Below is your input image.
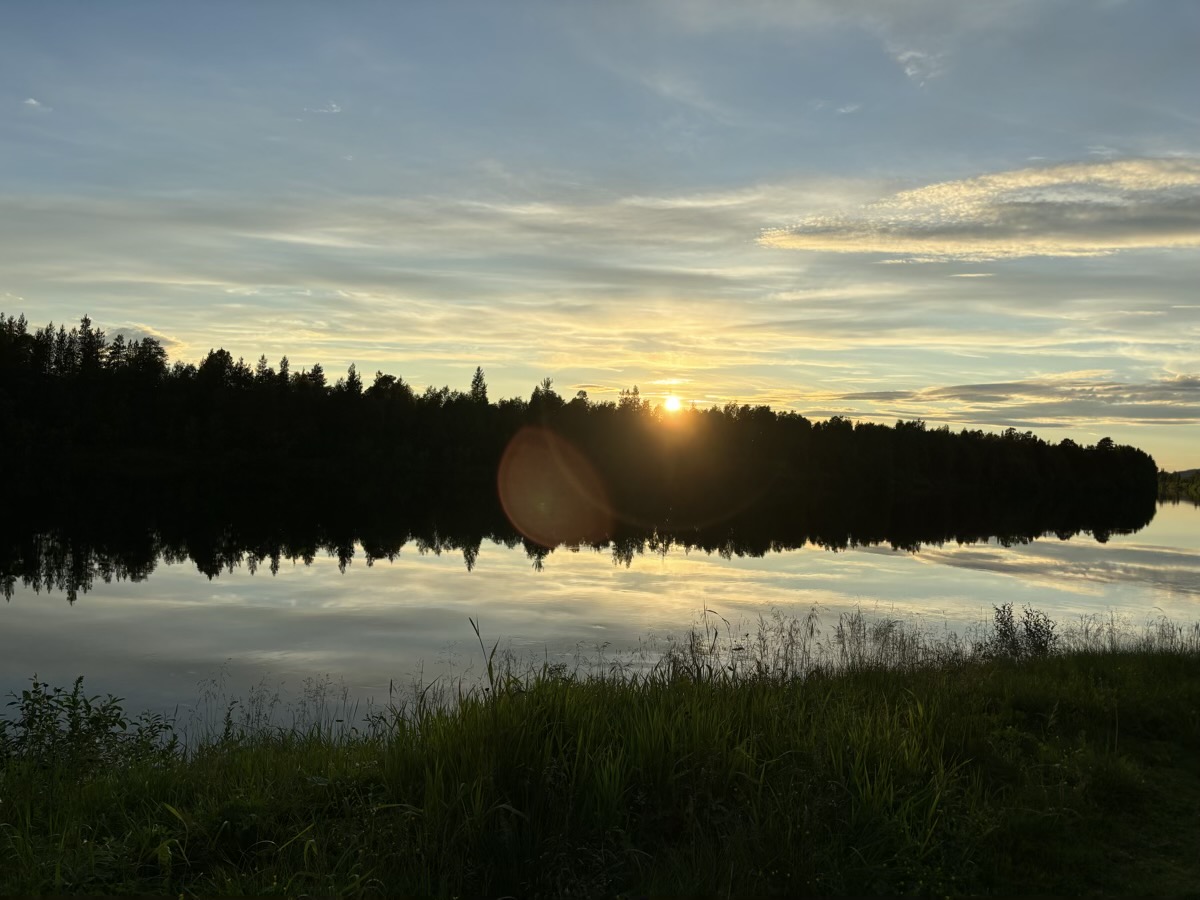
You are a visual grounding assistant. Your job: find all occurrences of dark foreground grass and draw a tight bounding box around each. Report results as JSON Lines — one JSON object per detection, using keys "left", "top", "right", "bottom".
{"left": 2, "top": 607, "right": 1199, "bottom": 897}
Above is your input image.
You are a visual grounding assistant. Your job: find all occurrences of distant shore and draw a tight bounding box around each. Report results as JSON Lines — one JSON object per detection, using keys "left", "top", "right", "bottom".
{"left": 1159, "top": 468, "right": 1200, "bottom": 504}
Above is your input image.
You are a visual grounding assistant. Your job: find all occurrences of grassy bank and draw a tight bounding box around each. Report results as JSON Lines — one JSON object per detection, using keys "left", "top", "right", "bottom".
{"left": 2, "top": 607, "right": 1199, "bottom": 897}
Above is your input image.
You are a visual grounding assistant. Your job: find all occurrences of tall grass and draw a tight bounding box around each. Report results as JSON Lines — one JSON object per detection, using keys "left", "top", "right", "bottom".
{"left": 658, "top": 602, "right": 1200, "bottom": 680}
{"left": 2, "top": 605, "right": 1199, "bottom": 896}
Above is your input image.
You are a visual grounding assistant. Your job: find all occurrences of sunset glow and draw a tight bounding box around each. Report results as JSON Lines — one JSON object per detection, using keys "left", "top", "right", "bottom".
{"left": 2, "top": 3, "right": 1196, "bottom": 468}
{"left": 3, "top": 10, "right": 1199, "bottom": 891}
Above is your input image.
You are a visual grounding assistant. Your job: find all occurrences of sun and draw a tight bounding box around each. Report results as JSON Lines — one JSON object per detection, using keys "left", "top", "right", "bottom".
{"left": 664, "top": 395, "right": 682, "bottom": 413}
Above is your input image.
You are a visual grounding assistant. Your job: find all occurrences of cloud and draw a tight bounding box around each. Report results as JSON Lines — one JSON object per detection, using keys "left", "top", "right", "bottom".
{"left": 304, "top": 101, "right": 342, "bottom": 114}
{"left": 22, "top": 97, "right": 51, "bottom": 111}
{"left": 638, "top": 70, "right": 728, "bottom": 118}
{"left": 656, "top": 0, "right": 1039, "bottom": 39}
{"left": 109, "top": 322, "right": 184, "bottom": 352}
{"left": 890, "top": 47, "right": 944, "bottom": 84}
{"left": 918, "top": 542, "right": 1200, "bottom": 598}
{"left": 839, "top": 373, "right": 1200, "bottom": 426}
{"left": 835, "top": 103, "right": 861, "bottom": 115}
{"left": 3, "top": 178, "right": 1197, "bottom": 450}
{"left": 652, "top": 0, "right": 1042, "bottom": 83}
{"left": 761, "top": 158, "right": 1200, "bottom": 260}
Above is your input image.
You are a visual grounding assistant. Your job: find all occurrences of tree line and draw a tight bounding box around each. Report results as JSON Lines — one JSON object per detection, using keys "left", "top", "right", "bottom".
{"left": 0, "top": 312, "right": 1160, "bottom": 560}
{"left": 1158, "top": 469, "right": 1200, "bottom": 504}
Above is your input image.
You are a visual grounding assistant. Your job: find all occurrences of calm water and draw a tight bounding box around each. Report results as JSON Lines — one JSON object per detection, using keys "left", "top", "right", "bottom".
{"left": 2, "top": 502, "right": 1197, "bottom": 717}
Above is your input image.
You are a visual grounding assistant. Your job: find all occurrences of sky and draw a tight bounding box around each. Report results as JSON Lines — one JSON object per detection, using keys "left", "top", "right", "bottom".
{"left": 3, "top": 0, "right": 1198, "bottom": 468}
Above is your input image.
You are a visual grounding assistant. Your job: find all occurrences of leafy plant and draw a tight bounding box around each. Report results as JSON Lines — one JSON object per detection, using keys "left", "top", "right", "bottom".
{"left": 975, "top": 603, "right": 1059, "bottom": 660}
{"left": 0, "top": 675, "right": 177, "bottom": 774}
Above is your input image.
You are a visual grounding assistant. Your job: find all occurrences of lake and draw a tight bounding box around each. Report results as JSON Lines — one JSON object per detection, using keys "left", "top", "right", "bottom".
{"left": 2, "top": 501, "right": 1197, "bottom": 718}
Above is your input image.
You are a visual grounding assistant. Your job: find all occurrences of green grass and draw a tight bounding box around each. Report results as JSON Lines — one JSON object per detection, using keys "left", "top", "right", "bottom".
{"left": 2, "top": 606, "right": 1199, "bottom": 897}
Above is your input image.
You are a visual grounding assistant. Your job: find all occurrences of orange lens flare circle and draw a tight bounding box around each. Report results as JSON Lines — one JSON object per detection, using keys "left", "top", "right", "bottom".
{"left": 497, "top": 427, "right": 613, "bottom": 547}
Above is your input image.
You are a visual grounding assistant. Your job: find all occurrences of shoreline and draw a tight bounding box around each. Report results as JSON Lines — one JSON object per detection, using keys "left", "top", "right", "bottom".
{"left": 4, "top": 606, "right": 1199, "bottom": 896}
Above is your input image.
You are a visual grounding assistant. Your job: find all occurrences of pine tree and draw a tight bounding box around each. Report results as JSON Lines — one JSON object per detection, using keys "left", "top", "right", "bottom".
{"left": 470, "top": 366, "right": 488, "bottom": 404}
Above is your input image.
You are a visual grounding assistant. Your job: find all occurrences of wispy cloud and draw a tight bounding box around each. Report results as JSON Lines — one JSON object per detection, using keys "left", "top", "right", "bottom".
{"left": 890, "top": 47, "right": 944, "bottom": 84}
{"left": 303, "top": 101, "right": 342, "bottom": 114}
{"left": 3, "top": 176, "right": 1197, "bottom": 462}
{"left": 762, "top": 158, "right": 1200, "bottom": 260}
{"left": 918, "top": 541, "right": 1200, "bottom": 598}
{"left": 839, "top": 373, "right": 1200, "bottom": 426}
{"left": 22, "top": 97, "right": 51, "bottom": 111}
{"left": 654, "top": 0, "right": 1042, "bottom": 84}
{"left": 108, "top": 322, "right": 184, "bottom": 352}
{"left": 639, "top": 70, "right": 729, "bottom": 119}
{"left": 656, "top": 0, "right": 1040, "bottom": 39}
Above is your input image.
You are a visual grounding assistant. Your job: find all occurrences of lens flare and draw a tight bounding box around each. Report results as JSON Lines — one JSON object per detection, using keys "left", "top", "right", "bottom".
{"left": 497, "top": 427, "right": 613, "bottom": 547}
{"left": 664, "top": 395, "right": 682, "bottom": 413}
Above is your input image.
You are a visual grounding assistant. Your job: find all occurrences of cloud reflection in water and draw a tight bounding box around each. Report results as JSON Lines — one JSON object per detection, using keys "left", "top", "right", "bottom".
{"left": 1, "top": 505, "right": 1195, "bottom": 717}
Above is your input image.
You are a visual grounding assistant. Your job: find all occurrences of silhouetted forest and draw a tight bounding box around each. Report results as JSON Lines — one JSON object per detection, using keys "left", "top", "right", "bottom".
{"left": 0, "top": 312, "right": 1161, "bottom": 600}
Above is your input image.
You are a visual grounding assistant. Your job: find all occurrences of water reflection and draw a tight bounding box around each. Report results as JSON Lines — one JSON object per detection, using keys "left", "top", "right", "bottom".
{"left": 912, "top": 543, "right": 1200, "bottom": 598}
{"left": 2, "top": 501, "right": 1193, "bottom": 718}
{"left": 0, "top": 487, "right": 1158, "bottom": 603}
